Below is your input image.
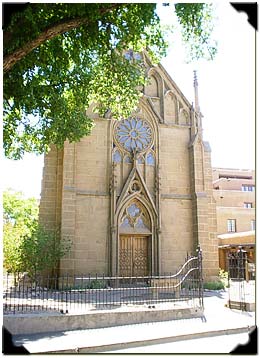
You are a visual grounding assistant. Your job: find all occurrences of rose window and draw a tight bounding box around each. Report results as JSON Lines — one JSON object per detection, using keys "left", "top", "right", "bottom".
{"left": 114, "top": 118, "right": 153, "bottom": 153}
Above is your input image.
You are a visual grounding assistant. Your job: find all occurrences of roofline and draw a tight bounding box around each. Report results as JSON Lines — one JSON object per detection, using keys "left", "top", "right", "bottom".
{"left": 218, "top": 230, "right": 255, "bottom": 239}
{"left": 212, "top": 167, "right": 255, "bottom": 172}
{"left": 157, "top": 63, "right": 193, "bottom": 109}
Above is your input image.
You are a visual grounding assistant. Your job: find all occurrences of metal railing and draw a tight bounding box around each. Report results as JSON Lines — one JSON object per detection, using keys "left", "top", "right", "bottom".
{"left": 227, "top": 247, "right": 255, "bottom": 311}
{"left": 3, "top": 247, "right": 203, "bottom": 315}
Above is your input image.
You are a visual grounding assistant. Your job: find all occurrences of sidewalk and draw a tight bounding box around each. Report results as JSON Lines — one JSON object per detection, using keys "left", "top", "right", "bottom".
{"left": 13, "top": 290, "right": 255, "bottom": 354}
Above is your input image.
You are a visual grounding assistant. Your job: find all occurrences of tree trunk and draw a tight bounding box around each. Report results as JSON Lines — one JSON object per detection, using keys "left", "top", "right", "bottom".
{"left": 3, "top": 4, "right": 120, "bottom": 73}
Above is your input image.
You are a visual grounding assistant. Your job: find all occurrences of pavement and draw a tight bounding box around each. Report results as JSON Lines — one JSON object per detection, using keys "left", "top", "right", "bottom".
{"left": 12, "top": 290, "right": 256, "bottom": 354}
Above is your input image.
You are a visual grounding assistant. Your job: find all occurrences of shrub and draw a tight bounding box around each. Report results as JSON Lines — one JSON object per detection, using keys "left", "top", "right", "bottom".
{"left": 203, "top": 281, "right": 225, "bottom": 290}
{"left": 87, "top": 280, "right": 106, "bottom": 289}
{"left": 219, "top": 269, "right": 229, "bottom": 288}
{"left": 22, "top": 227, "right": 72, "bottom": 281}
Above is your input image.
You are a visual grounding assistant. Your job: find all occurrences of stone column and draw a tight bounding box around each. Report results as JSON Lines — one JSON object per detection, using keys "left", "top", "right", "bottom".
{"left": 39, "top": 145, "right": 63, "bottom": 231}
{"left": 189, "top": 138, "right": 219, "bottom": 281}
{"left": 59, "top": 141, "right": 77, "bottom": 275}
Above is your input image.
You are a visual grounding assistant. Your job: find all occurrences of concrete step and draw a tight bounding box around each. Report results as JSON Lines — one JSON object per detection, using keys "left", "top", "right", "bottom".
{"left": 12, "top": 318, "right": 255, "bottom": 354}
{"left": 4, "top": 304, "right": 203, "bottom": 335}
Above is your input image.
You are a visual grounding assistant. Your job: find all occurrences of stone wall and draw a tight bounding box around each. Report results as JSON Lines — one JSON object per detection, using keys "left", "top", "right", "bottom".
{"left": 159, "top": 125, "right": 193, "bottom": 272}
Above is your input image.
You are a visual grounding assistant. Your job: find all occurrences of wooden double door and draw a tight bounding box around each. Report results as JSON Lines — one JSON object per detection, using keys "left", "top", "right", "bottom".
{"left": 119, "top": 235, "right": 150, "bottom": 277}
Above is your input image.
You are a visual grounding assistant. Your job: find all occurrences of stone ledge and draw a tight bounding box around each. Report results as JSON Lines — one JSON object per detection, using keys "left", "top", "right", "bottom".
{"left": 4, "top": 306, "right": 203, "bottom": 335}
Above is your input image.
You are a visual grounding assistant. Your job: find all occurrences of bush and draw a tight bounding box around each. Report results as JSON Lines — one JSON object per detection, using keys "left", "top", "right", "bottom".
{"left": 22, "top": 227, "right": 72, "bottom": 280}
{"left": 203, "top": 281, "right": 225, "bottom": 290}
{"left": 87, "top": 280, "right": 106, "bottom": 289}
{"left": 219, "top": 269, "right": 229, "bottom": 288}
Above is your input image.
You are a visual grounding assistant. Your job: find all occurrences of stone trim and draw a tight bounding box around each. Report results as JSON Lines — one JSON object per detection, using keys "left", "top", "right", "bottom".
{"left": 77, "top": 190, "right": 109, "bottom": 197}
{"left": 64, "top": 186, "right": 109, "bottom": 197}
{"left": 161, "top": 194, "right": 192, "bottom": 200}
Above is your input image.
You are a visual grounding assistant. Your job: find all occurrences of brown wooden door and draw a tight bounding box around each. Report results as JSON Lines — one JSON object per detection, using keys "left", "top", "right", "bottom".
{"left": 119, "top": 235, "right": 149, "bottom": 277}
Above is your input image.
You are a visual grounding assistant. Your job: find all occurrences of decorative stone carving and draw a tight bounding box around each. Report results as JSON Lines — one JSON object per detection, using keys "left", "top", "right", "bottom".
{"left": 114, "top": 117, "right": 153, "bottom": 154}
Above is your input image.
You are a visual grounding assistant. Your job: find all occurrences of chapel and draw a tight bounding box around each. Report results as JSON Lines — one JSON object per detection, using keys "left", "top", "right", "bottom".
{"left": 39, "top": 54, "right": 219, "bottom": 281}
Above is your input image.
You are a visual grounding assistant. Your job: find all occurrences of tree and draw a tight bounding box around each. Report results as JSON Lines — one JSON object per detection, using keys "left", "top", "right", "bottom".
{"left": 3, "top": 223, "right": 26, "bottom": 275}
{"left": 21, "top": 227, "right": 71, "bottom": 280}
{"left": 174, "top": 3, "right": 217, "bottom": 61}
{"left": 3, "top": 3, "right": 216, "bottom": 160}
{"left": 3, "top": 190, "right": 71, "bottom": 278}
{"left": 3, "top": 189, "right": 39, "bottom": 274}
{"left": 3, "top": 189, "right": 39, "bottom": 235}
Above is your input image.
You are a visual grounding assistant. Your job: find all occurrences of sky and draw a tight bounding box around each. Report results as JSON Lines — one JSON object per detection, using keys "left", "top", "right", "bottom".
{"left": 2, "top": 2, "right": 256, "bottom": 199}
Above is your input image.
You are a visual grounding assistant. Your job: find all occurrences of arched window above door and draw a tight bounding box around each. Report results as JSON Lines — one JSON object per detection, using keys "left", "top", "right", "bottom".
{"left": 120, "top": 201, "right": 151, "bottom": 231}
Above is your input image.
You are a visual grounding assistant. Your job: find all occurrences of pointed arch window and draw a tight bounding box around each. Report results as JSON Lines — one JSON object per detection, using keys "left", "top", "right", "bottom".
{"left": 120, "top": 201, "right": 151, "bottom": 230}
{"left": 137, "top": 155, "right": 144, "bottom": 164}
{"left": 146, "top": 75, "right": 159, "bottom": 97}
{"left": 112, "top": 149, "right": 122, "bottom": 163}
{"left": 146, "top": 152, "right": 155, "bottom": 166}
{"left": 124, "top": 155, "right": 132, "bottom": 164}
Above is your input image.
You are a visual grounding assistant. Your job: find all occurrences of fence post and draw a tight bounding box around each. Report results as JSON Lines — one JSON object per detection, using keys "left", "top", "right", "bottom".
{"left": 197, "top": 244, "right": 204, "bottom": 309}
{"left": 238, "top": 246, "right": 246, "bottom": 280}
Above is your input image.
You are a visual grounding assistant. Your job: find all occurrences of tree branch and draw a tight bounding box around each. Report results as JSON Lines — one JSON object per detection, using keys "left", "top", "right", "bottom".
{"left": 3, "top": 4, "right": 120, "bottom": 73}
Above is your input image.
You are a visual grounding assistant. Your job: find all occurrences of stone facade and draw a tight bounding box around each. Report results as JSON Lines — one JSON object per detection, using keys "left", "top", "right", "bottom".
{"left": 39, "top": 55, "right": 219, "bottom": 280}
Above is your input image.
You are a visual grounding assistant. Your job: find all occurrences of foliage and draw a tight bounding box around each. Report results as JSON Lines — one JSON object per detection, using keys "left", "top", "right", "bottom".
{"left": 86, "top": 280, "right": 107, "bottom": 290}
{"left": 3, "top": 190, "right": 39, "bottom": 274}
{"left": 203, "top": 269, "right": 229, "bottom": 290}
{"left": 3, "top": 223, "right": 26, "bottom": 274}
{"left": 3, "top": 189, "right": 71, "bottom": 278}
{"left": 21, "top": 227, "right": 71, "bottom": 280}
{"left": 3, "top": 3, "right": 216, "bottom": 159}
{"left": 174, "top": 3, "right": 217, "bottom": 61}
{"left": 219, "top": 268, "right": 229, "bottom": 288}
{"left": 64, "top": 279, "right": 107, "bottom": 290}
{"left": 3, "top": 189, "right": 39, "bottom": 231}
{"left": 3, "top": 3, "right": 165, "bottom": 159}
{"left": 203, "top": 281, "right": 225, "bottom": 290}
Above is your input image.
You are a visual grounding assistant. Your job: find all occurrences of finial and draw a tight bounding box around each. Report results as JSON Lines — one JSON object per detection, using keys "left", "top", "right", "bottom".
{"left": 193, "top": 70, "right": 200, "bottom": 114}
{"left": 193, "top": 70, "right": 198, "bottom": 86}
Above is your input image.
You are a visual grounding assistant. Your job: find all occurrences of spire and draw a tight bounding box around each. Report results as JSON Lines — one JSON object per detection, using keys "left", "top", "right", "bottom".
{"left": 193, "top": 70, "right": 200, "bottom": 114}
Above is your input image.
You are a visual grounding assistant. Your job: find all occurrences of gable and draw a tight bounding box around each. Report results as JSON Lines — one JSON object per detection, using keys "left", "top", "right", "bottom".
{"left": 142, "top": 52, "right": 192, "bottom": 126}
{"left": 115, "top": 165, "right": 158, "bottom": 218}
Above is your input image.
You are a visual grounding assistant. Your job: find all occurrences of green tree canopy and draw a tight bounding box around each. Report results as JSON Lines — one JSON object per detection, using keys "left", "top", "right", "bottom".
{"left": 3, "top": 190, "right": 39, "bottom": 274}
{"left": 3, "top": 3, "right": 216, "bottom": 160}
{"left": 3, "top": 189, "right": 39, "bottom": 234}
{"left": 3, "top": 189, "right": 71, "bottom": 277}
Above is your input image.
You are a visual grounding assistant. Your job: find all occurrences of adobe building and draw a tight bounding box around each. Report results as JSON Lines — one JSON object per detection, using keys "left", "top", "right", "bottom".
{"left": 39, "top": 55, "right": 219, "bottom": 281}
{"left": 212, "top": 168, "right": 255, "bottom": 272}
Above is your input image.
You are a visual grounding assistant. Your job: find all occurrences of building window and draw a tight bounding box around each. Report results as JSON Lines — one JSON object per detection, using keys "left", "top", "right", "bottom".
{"left": 146, "top": 152, "right": 155, "bottom": 166}
{"left": 120, "top": 201, "right": 150, "bottom": 230}
{"left": 112, "top": 149, "right": 122, "bottom": 163}
{"left": 244, "top": 202, "right": 253, "bottom": 208}
{"left": 114, "top": 117, "right": 153, "bottom": 153}
{"left": 227, "top": 219, "right": 236, "bottom": 232}
{"left": 242, "top": 185, "right": 255, "bottom": 192}
{"left": 251, "top": 220, "right": 256, "bottom": 230}
{"left": 124, "top": 155, "right": 132, "bottom": 164}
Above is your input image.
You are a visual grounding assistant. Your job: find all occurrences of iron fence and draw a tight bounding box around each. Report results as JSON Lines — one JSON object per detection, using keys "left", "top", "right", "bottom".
{"left": 3, "top": 247, "right": 203, "bottom": 315}
{"left": 227, "top": 247, "right": 255, "bottom": 311}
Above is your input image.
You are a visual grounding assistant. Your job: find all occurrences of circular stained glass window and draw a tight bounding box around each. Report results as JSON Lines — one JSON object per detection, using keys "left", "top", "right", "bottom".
{"left": 114, "top": 118, "right": 153, "bottom": 153}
